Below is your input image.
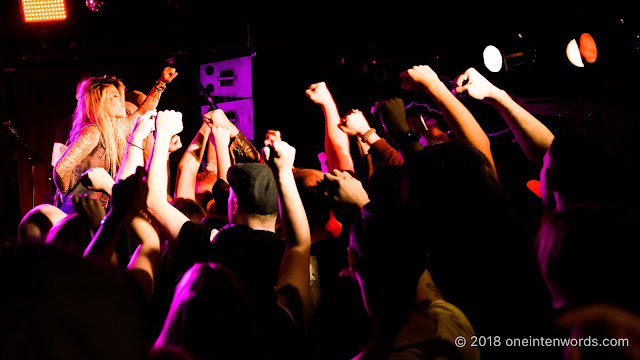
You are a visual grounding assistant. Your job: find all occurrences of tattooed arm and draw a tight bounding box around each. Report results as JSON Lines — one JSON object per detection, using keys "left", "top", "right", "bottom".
{"left": 126, "top": 67, "right": 178, "bottom": 127}
{"left": 54, "top": 126, "right": 101, "bottom": 194}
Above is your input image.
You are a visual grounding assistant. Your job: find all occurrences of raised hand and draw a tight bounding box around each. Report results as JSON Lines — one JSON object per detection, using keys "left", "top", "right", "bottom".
{"left": 425, "top": 125, "right": 452, "bottom": 144}
{"left": 159, "top": 67, "right": 178, "bottom": 84}
{"left": 202, "top": 109, "right": 238, "bottom": 136}
{"left": 168, "top": 135, "right": 182, "bottom": 153}
{"left": 262, "top": 139, "right": 296, "bottom": 174}
{"left": 130, "top": 110, "right": 156, "bottom": 142}
{"left": 154, "top": 110, "right": 183, "bottom": 137}
{"left": 72, "top": 194, "right": 106, "bottom": 231}
{"left": 80, "top": 167, "right": 115, "bottom": 194}
{"left": 111, "top": 166, "right": 149, "bottom": 224}
{"left": 453, "top": 67, "right": 500, "bottom": 100}
{"left": 264, "top": 130, "right": 282, "bottom": 146}
{"left": 400, "top": 65, "right": 442, "bottom": 93}
{"left": 305, "top": 82, "right": 333, "bottom": 106}
{"left": 319, "top": 169, "right": 370, "bottom": 208}
{"left": 337, "top": 109, "right": 371, "bottom": 137}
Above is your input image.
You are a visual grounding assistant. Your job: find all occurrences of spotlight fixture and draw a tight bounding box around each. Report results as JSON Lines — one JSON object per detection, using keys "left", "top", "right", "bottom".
{"left": 482, "top": 34, "right": 536, "bottom": 72}
{"left": 566, "top": 32, "right": 597, "bottom": 68}
{"left": 21, "top": 0, "right": 67, "bottom": 22}
{"left": 483, "top": 45, "right": 503, "bottom": 72}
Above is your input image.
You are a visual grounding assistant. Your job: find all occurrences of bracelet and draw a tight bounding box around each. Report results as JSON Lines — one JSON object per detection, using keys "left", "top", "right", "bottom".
{"left": 154, "top": 81, "right": 167, "bottom": 92}
{"left": 127, "top": 141, "right": 145, "bottom": 151}
{"left": 361, "top": 128, "right": 377, "bottom": 144}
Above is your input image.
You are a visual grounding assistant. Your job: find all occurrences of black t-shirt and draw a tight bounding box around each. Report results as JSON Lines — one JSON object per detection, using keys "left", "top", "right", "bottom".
{"left": 175, "top": 222, "right": 285, "bottom": 292}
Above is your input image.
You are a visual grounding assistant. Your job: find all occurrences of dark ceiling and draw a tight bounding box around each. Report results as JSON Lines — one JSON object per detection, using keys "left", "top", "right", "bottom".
{"left": 2, "top": 2, "right": 638, "bottom": 68}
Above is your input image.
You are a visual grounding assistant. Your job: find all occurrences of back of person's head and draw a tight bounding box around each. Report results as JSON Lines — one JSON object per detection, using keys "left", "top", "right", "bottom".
{"left": 209, "top": 177, "right": 230, "bottom": 218}
{"left": 293, "top": 167, "right": 333, "bottom": 230}
{"left": 350, "top": 198, "right": 428, "bottom": 323}
{"left": 366, "top": 163, "right": 406, "bottom": 208}
{"left": 18, "top": 204, "right": 67, "bottom": 246}
{"left": 124, "top": 89, "right": 146, "bottom": 116}
{"left": 371, "top": 97, "right": 423, "bottom": 155}
{"left": 155, "top": 262, "right": 267, "bottom": 360}
{"left": 400, "top": 142, "right": 527, "bottom": 314}
{"left": 226, "top": 163, "right": 278, "bottom": 222}
{"left": 404, "top": 141, "right": 502, "bottom": 210}
{"left": 402, "top": 141, "right": 510, "bottom": 250}
{"left": 0, "top": 245, "right": 147, "bottom": 360}
{"left": 171, "top": 197, "right": 206, "bottom": 224}
{"left": 544, "top": 123, "right": 633, "bottom": 209}
{"left": 45, "top": 213, "right": 93, "bottom": 256}
{"left": 536, "top": 203, "right": 640, "bottom": 311}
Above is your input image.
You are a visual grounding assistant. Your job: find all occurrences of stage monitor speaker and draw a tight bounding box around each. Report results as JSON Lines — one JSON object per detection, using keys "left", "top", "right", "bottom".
{"left": 200, "top": 56, "right": 252, "bottom": 98}
{"left": 202, "top": 98, "right": 254, "bottom": 141}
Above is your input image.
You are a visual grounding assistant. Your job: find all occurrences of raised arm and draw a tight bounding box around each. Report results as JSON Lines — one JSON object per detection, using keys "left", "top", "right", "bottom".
{"left": 127, "top": 215, "right": 161, "bottom": 302}
{"left": 205, "top": 135, "right": 218, "bottom": 172}
{"left": 338, "top": 110, "right": 403, "bottom": 166}
{"left": 321, "top": 169, "right": 371, "bottom": 209}
{"left": 202, "top": 109, "right": 260, "bottom": 164}
{"left": 83, "top": 166, "right": 160, "bottom": 301}
{"left": 210, "top": 126, "right": 232, "bottom": 183}
{"left": 145, "top": 110, "right": 190, "bottom": 242}
{"left": 118, "top": 110, "right": 157, "bottom": 181}
{"left": 83, "top": 166, "right": 147, "bottom": 261}
{"left": 175, "top": 118, "right": 212, "bottom": 200}
{"left": 54, "top": 125, "right": 101, "bottom": 193}
{"left": 262, "top": 139, "right": 311, "bottom": 326}
{"left": 401, "top": 65, "right": 497, "bottom": 175}
{"left": 454, "top": 67, "right": 554, "bottom": 168}
{"left": 80, "top": 167, "right": 115, "bottom": 197}
{"left": 306, "top": 82, "right": 354, "bottom": 172}
{"left": 126, "top": 67, "right": 178, "bottom": 126}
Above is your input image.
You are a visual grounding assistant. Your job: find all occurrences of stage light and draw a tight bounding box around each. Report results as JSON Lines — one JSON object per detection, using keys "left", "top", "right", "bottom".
{"left": 566, "top": 39, "right": 584, "bottom": 67}
{"left": 483, "top": 45, "right": 503, "bottom": 72}
{"left": 566, "top": 32, "right": 597, "bottom": 67}
{"left": 526, "top": 180, "right": 541, "bottom": 198}
{"left": 21, "top": 0, "right": 66, "bottom": 22}
{"left": 86, "top": 0, "right": 104, "bottom": 12}
{"left": 482, "top": 34, "right": 536, "bottom": 72}
{"left": 579, "top": 33, "right": 597, "bottom": 63}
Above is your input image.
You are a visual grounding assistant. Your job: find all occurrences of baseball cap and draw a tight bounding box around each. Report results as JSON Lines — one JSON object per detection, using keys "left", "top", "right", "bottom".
{"left": 227, "top": 163, "right": 279, "bottom": 215}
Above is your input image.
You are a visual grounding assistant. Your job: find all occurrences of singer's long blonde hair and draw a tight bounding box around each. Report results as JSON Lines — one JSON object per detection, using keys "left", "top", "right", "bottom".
{"left": 68, "top": 76, "right": 129, "bottom": 178}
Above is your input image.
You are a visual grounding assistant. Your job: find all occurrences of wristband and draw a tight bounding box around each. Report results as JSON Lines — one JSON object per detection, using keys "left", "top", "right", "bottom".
{"left": 361, "top": 128, "right": 377, "bottom": 144}
{"left": 154, "top": 81, "right": 167, "bottom": 92}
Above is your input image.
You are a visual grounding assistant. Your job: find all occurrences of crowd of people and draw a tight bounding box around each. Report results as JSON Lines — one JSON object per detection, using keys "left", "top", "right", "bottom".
{"left": 2, "top": 61, "right": 639, "bottom": 360}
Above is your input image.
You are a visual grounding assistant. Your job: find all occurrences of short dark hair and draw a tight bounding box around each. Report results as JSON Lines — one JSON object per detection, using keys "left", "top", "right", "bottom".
{"left": 547, "top": 124, "right": 633, "bottom": 206}
{"left": 293, "top": 167, "right": 332, "bottom": 229}
{"left": 171, "top": 198, "right": 207, "bottom": 223}
{"left": 155, "top": 262, "right": 267, "bottom": 360}
{"left": 536, "top": 203, "right": 640, "bottom": 312}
